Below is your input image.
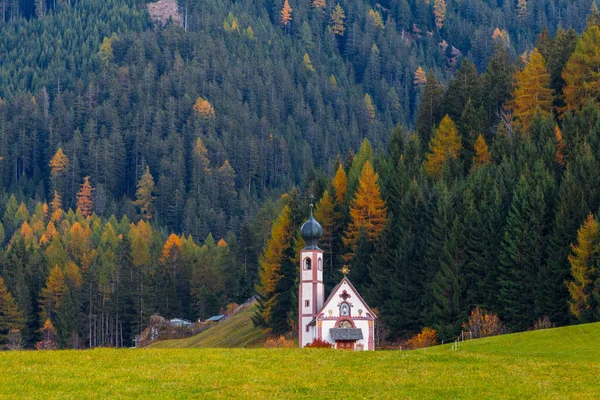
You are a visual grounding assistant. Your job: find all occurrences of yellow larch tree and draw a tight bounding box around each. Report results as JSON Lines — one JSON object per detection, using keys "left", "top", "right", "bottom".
{"left": 510, "top": 48, "right": 554, "bottom": 132}
{"left": 433, "top": 0, "right": 447, "bottom": 29}
{"left": 562, "top": 25, "right": 600, "bottom": 112}
{"left": 368, "top": 9, "right": 384, "bottom": 29}
{"left": 330, "top": 4, "right": 346, "bottom": 36}
{"left": 193, "top": 97, "right": 216, "bottom": 119}
{"left": 133, "top": 167, "right": 156, "bottom": 220}
{"left": 424, "top": 115, "right": 462, "bottom": 177}
{"left": 567, "top": 214, "right": 600, "bottom": 321}
{"left": 343, "top": 161, "right": 387, "bottom": 260}
{"left": 414, "top": 66, "right": 427, "bottom": 87}
{"left": 255, "top": 205, "right": 294, "bottom": 327}
{"left": 50, "top": 190, "right": 63, "bottom": 223}
{"left": 332, "top": 163, "right": 347, "bottom": 204}
{"left": 472, "top": 134, "right": 492, "bottom": 168}
{"left": 39, "top": 265, "right": 66, "bottom": 322}
{"left": 364, "top": 93, "right": 376, "bottom": 122}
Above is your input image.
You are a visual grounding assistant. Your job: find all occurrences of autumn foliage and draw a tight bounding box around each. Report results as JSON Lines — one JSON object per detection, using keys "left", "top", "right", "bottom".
{"left": 305, "top": 338, "right": 333, "bottom": 348}
{"left": 76, "top": 176, "right": 94, "bottom": 217}
{"left": 424, "top": 115, "right": 462, "bottom": 177}
{"left": 510, "top": 48, "right": 553, "bottom": 132}
{"left": 404, "top": 327, "right": 438, "bottom": 349}
{"left": 462, "top": 307, "right": 506, "bottom": 339}
{"left": 193, "top": 97, "right": 216, "bottom": 119}
{"left": 567, "top": 214, "right": 600, "bottom": 321}
{"left": 330, "top": 4, "right": 346, "bottom": 36}
{"left": 280, "top": 0, "right": 293, "bottom": 27}
{"left": 343, "top": 161, "right": 387, "bottom": 259}
{"left": 264, "top": 335, "right": 295, "bottom": 348}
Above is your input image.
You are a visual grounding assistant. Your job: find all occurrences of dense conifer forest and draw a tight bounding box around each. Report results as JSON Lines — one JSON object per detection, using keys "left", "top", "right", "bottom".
{"left": 1, "top": 0, "right": 600, "bottom": 348}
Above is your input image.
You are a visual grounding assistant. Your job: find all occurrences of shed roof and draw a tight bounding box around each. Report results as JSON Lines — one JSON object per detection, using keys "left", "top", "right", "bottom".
{"left": 206, "top": 314, "right": 226, "bottom": 321}
{"left": 329, "top": 328, "right": 364, "bottom": 341}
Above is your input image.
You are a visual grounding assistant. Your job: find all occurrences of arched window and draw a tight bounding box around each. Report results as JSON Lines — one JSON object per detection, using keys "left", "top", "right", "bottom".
{"left": 304, "top": 257, "right": 312, "bottom": 270}
{"left": 338, "top": 320, "right": 353, "bottom": 328}
{"left": 340, "top": 302, "right": 350, "bottom": 316}
{"left": 318, "top": 258, "right": 322, "bottom": 271}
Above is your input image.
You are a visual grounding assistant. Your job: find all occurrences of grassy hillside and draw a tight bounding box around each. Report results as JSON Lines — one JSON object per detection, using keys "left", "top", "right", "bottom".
{"left": 0, "top": 323, "right": 599, "bottom": 398}
{"left": 148, "top": 303, "right": 265, "bottom": 349}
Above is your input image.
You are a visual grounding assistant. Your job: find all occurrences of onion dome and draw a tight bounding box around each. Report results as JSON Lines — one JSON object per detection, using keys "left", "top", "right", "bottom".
{"left": 300, "top": 204, "right": 323, "bottom": 249}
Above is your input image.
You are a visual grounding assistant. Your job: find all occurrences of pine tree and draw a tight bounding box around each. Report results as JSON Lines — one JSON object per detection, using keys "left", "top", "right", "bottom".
{"left": 314, "top": 190, "right": 341, "bottom": 275}
{"left": 567, "top": 214, "right": 600, "bottom": 322}
{"left": 416, "top": 72, "right": 444, "bottom": 145}
{"left": 432, "top": 216, "right": 466, "bottom": 339}
{"left": 510, "top": 48, "right": 554, "bottom": 133}
{"left": 50, "top": 190, "right": 63, "bottom": 223}
{"left": 133, "top": 167, "right": 156, "bottom": 220}
{"left": 0, "top": 277, "right": 24, "bottom": 345}
{"left": 424, "top": 115, "right": 462, "bottom": 177}
{"left": 563, "top": 26, "right": 600, "bottom": 112}
{"left": 343, "top": 161, "right": 387, "bottom": 260}
{"left": 554, "top": 126, "right": 566, "bottom": 167}
{"left": 364, "top": 93, "right": 376, "bottom": 122}
{"left": 330, "top": 4, "right": 346, "bottom": 36}
{"left": 312, "top": 0, "right": 325, "bottom": 10}
{"left": 76, "top": 176, "right": 94, "bottom": 217}
{"left": 281, "top": 0, "right": 293, "bottom": 28}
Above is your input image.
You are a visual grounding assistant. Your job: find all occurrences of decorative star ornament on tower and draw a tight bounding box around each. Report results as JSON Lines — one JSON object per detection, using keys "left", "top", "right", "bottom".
{"left": 340, "top": 265, "right": 350, "bottom": 276}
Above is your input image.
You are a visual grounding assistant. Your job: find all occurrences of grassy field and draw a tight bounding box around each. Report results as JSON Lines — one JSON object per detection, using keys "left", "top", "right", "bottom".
{"left": 0, "top": 323, "right": 599, "bottom": 399}
{"left": 148, "top": 303, "right": 264, "bottom": 349}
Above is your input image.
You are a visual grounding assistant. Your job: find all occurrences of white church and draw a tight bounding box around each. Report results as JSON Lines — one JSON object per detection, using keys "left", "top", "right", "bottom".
{"left": 298, "top": 206, "right": 376, "bottom": 350}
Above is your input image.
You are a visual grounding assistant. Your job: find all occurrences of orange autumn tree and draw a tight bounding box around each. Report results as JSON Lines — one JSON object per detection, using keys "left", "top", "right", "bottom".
{"left": 76, "top": 176, "right": 94, "bottom": 217}
{"left": 567, "top": 214, "right": 600, "bottom": 321}
{"left": 281, "top": 0, "right": 293, "bottom": 27}
{"left": 254, "top": 205, "right": 294, "bottom": 329}
{"left": 193, "top": 97, "right": 216, "bottom": 119}
{"left": 160, "top": 234, "right": 184, "bottom": 280}
{"left": 472, "top": 134, "right": 492, "bottom": 168}
{"left": 509, "top": 48, "right": 553, "bottom": 132}
{"left": 555, "top": 126, "right": 566, "bottom": 167}
{"left": 433, "top": 0, "right": 446, "bottom": 29}
{"left": 424, "top": 115, "right": 462, "bottom": 177}
{"left": 343, "top": 161, "right": 387, "bottom": 260}
{"left": 414, "top": 66, "right": 427, "bottom": 87}
{"left": 39, "top": 265, "right": 66, "bottom": 322}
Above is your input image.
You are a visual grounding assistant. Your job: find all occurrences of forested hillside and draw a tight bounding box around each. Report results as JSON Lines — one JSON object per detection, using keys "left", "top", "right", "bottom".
{"left": 0, "top": 0, "right": 599, "bottom": 348}
{"left": 256, "top": 18, "right": 600, "bottom": 342}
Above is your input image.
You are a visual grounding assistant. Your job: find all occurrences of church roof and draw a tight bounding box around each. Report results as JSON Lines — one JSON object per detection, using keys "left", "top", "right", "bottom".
{"left": 318, "top": 276, "right": 377, "bottom": 319}
{"left": 300, "top": 205, "right": 322, "bottom": 250}
{"left": 330, "top": 328, "right": 364, "bottom": 341}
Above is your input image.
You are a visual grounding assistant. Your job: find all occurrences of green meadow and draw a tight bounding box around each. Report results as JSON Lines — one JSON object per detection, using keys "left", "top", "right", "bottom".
{"left": 0, "top": 322, "right": 599, "bottom": 399}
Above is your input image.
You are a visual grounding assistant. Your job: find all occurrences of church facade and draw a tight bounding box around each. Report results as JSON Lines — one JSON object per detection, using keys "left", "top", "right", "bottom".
{"left": 298, "top": 207, "right": 376, "bottom": 350}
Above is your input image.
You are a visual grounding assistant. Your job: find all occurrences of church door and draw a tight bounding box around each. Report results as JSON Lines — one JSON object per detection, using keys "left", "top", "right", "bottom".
{"left": 337, "top": 341, "right": 354, "bottom": 350}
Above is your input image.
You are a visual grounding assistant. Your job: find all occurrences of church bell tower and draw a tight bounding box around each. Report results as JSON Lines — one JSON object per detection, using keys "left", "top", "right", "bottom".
{"left": 298, "top": 204, "right": 324, "bottom": 347}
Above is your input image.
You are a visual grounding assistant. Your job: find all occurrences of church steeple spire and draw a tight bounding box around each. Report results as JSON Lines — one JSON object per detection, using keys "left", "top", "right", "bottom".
{"left": 300, "top": 203, "right": 323, "bottom": 250}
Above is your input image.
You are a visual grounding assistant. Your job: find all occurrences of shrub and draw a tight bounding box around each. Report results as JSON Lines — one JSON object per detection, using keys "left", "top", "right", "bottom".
{"left": 532, "top": 316, "right": 553, "bottom": 330}
{"left": 404, "top": 327, "right": 438, "bottom": 349}
{"left": 264, "top": 335, "right": 295, "bottom": 348}
{"left": 463, "top": 307, "right": 507, "bottom": 339}
{"left": 305, "top": 338, "right": 333, "bottom": 348}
